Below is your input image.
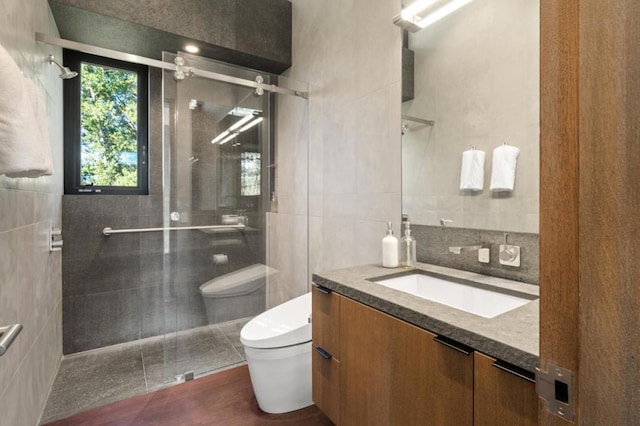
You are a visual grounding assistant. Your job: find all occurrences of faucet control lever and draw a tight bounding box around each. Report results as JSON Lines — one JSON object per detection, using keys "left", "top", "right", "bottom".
{"left": 499, "top": 244, "right": 520, "bottom": 267}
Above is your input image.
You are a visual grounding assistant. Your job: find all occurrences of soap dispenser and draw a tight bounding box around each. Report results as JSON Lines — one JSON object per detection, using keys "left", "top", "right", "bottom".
{"left": 400, "top": 222, "right": 417, "bottom": 268}
{"left": 382, "top": 222, "right": 399, "bottom": 268}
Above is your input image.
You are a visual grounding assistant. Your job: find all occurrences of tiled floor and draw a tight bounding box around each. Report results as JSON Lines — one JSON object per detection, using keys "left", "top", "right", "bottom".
{"left": 41, "top": 317, "right": 251, "bottom": 424}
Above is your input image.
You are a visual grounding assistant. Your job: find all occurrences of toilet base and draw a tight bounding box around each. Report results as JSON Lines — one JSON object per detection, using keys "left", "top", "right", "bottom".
{"left": 244, "top": 342, "right": 313, "bottom": 414}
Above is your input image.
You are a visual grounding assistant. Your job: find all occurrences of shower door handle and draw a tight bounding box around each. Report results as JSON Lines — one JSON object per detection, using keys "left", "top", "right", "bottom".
{"left": 0, "top": 324, "right": 22, "bottom": 357}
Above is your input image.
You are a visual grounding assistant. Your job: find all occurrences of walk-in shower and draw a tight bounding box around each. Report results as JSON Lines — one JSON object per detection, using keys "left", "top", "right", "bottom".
{"left": 159, "top": 52, "right": 308, "bottom": 384}
{"left": 38, "top": 32, "right": 309, "bottom": 421}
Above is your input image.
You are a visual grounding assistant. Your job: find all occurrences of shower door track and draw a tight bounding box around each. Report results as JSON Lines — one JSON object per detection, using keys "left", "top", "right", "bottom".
{"left": 35, "top": 32, "right": 308, "bottom": 99}
{"left": 102, "top": 224, "right": 246, "bottom": 236}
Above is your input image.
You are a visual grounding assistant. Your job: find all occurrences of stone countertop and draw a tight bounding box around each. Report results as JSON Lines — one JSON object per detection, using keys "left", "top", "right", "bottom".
{"left": 312, "top": 262, "right": 539, "bottom": 373}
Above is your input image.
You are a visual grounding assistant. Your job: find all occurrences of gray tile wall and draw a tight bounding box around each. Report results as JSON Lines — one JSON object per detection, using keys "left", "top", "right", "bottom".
{"left": 412, "top": 224, "right": 539, "bottom": 284}
{"left": 0, "top": 0, "right": 65, "bottom": 424}
{"left": 289, "top": 0, "right": 403, "bottom": 277}
{"left": 61, "top": 69, "right": 266, "bottom": 354}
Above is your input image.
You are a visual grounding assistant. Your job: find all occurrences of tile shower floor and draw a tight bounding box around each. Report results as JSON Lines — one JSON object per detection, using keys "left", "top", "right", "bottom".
{"left": 41, "top": 317, "right": 251, "bottom": 425}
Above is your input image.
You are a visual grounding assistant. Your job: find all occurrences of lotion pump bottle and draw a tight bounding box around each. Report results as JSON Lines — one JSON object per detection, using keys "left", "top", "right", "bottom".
{"left": 400, "top": 222, "right": 417, "bottom": 268}
{"left": 382, "top": 222, "right": 399, "bottom": 268}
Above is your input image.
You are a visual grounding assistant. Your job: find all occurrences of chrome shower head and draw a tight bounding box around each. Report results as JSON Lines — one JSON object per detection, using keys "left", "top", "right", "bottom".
{"left": 48, "top": 55, "right": 78, "bottom": 79}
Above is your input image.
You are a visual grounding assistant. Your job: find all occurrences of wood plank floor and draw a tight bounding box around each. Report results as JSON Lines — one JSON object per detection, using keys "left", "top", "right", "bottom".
{"left": 44, "top": 365, "right": 333, "bottom": 426}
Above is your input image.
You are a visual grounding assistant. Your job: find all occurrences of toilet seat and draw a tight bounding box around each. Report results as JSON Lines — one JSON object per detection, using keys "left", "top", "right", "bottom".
{"left": 240, "top": 292, "right": 311, "bottom": 349}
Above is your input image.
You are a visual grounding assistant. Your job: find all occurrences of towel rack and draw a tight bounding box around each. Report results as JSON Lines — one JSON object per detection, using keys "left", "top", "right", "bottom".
{"left": 102, "top": 224, "right": 245, "bottom": 236}
{"left": 0, "top": 324, "right": 22, "bottom": 357}
{"left": 401, "top": 114, "right": 435, "bottom": 127}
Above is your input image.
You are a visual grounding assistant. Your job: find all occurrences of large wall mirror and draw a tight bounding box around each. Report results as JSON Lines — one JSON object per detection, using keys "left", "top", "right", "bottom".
{"left": 400, "top": 0, "right": 539, "bottom": 233}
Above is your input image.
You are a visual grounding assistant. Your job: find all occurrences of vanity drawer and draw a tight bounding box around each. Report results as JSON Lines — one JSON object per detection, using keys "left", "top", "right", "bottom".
{"left": 474, "top": 352, "right": 538, "bottom": 426}
{"left": 312, "top": 284, "right": 341, "bottom": 359}
{"left": 312, "top": 344, "right": 340, "bottom": 425}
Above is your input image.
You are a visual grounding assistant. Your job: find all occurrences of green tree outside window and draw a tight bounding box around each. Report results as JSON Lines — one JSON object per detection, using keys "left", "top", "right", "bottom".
{"left": 80, "top": 63, "right": 138, "bottom": 186}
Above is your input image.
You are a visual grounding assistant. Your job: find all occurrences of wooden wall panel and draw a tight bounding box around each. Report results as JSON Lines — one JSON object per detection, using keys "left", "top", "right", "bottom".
{"left": 541, "top": 0, "right": 640, "bottom": 423}
{"left": 540, "top": 0, "right": 580, "bottom": 425}
{"left": 539, "top": 0, "right": 581, "bottom": 423}
{"left": 578, "top": 0, "right": 640, "bottom": 423}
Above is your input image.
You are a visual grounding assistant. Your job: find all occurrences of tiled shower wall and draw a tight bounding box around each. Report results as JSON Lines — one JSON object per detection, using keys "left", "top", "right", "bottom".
{"left": 0, "top": 0, "right": 64, "bottom": 424}
{"left": 61, "top": 73, "right": 266, "bottom": 354}
{"left": 290, "top": 0, "right": 403, "bottom": 275}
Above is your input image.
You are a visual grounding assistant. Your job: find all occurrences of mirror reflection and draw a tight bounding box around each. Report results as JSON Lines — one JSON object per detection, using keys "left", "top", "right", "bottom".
{"left": 401, "top": 0, "right": 539, "bottom": 233}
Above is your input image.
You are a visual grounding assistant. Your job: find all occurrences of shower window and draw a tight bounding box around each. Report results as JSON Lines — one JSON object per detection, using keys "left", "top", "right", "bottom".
{"left": 63, "top": 50, "right": 149, "bottom": 194}
{"left": 241, "top": 152, "right": 261, "bottom": 196}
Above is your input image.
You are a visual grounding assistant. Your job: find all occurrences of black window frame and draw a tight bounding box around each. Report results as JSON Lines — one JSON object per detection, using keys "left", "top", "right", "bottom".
{"left": 63, "top": 49, "right": 149, "bottom": 195}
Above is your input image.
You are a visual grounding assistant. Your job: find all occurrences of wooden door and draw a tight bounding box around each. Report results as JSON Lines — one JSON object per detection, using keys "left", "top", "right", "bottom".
{"left": 540, "top": 1, "right": 640, "bottom": 424}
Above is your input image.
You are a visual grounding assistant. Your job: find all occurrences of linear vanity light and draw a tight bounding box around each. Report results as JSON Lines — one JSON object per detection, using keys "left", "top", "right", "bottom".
{"left": 211, "top": 130, "right": 230, "bottom": 144}
{"left": 218, "top": 132, "right": 238, "bottom": 145}
{"left": 228, "top": 114, "right": 256, "bottom": 132}
{"left": 239, "top": 116, "right": 263, "bottom": 132}
{"left": 394, "top": 0, "right": 473, "bottom": 32}
{"left": 212, "top": 114, "right": 262, "bottom": 145}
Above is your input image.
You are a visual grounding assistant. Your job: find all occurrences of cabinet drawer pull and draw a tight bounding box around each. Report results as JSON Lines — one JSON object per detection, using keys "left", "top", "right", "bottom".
{"left": 492, "top": 360, "right": 536, "bottom": 383}
{"left": 315, "top": 285, "right": 332, "bottom": 295}
{"left": 433, "top": 335, "right": 473, "bottom": 355}
{"left": 314, "top": 346, "right": 333, "bottom": 360}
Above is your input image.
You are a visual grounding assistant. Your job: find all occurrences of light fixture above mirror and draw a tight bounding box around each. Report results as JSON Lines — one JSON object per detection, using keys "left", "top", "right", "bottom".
{"left": 211, "top": 107, "right": 263, "bottom": 145}
{"left": 394, "top": 0, "right": 474, "bottom": 32}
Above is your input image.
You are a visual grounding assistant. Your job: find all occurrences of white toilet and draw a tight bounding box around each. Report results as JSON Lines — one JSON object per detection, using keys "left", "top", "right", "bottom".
{"left": 240, "top": 292, "right": 313, "bottom": 414}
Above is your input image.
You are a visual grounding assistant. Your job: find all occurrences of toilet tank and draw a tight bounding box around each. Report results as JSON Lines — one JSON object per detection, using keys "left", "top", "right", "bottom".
{"left": 199, "top": 264, "right": 277, "bottom": 324}
{"left": 199, "top": 264, "right": 277, "bottom": 298}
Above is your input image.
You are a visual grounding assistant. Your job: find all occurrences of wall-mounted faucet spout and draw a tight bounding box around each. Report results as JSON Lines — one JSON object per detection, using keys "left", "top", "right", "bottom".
{"left": 448, "top": 244, "right": 483, "bottom": 254}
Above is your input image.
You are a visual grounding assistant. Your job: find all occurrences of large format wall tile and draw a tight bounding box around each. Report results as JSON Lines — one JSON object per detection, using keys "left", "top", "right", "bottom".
{"left": 289, "top": 0, "right": 403, "bottom": 275}
{"left": 0, "top": 2, "right": 64, "bottom": 421}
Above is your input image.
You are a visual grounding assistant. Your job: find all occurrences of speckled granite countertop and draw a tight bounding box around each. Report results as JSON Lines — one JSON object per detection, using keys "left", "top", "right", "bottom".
{"left": 312, "top": 262, "right": 539, "bottom": 373}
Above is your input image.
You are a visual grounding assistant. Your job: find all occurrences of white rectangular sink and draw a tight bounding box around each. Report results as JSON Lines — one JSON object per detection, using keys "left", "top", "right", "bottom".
{"left": 374, "top": 273, "right": 536, "bottom": 319}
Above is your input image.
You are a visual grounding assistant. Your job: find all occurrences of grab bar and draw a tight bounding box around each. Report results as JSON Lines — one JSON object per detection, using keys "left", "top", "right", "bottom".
{"left": 103, "top": 224, "right": 245, "bottom": 236}
{"left": 0, "top": 324, "right": 22, "bottom": 357}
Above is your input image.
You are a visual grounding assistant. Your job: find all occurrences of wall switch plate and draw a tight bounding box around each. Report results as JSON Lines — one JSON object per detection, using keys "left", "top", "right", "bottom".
{"left": 478, "top": 248, "right": 490, "bottom": 263}
{"left": 499, "top": 245, "right": 520, "bottom": 267}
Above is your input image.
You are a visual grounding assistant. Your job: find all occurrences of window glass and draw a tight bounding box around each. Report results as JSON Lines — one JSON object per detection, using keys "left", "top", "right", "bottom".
{"left": 240, "top": 152, "right": 261, "bottom": 196}
{"left": 63, "top": 50, "right": 148, "bottom": 195}
{"left": 80, "top": 63, "right": 139, "bottom": 187}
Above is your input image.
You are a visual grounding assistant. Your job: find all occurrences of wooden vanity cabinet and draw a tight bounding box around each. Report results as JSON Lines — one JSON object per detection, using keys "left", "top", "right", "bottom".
{"left": 312, "top": 285, "right": 341, "bottom": 424}
{"left": 473, "top": 352, "right": 538, "bottom": 426}
{"left": 339, "top": 296, "right": 473, "bottom": 426}
{"left": 312, "top": 286, "right": 536, "bottom": 426}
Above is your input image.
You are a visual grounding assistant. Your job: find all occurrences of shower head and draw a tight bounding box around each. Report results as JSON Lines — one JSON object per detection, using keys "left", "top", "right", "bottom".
{"left": 48, "top": 55, "right": 78, "bottom": 79}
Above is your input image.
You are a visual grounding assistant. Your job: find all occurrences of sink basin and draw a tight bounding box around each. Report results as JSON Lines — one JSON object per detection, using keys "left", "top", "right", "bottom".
{"left": 373, "top": 273, "right": 537, "bottom": 318}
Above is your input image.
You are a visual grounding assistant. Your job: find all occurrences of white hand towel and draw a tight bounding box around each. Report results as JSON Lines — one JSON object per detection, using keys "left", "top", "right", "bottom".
{"left": 459, "top": 149, "right": 485, "bottom": 191}
{"left": 490, "top": 145, "right": 520, "bottom": 192}
{"left": 0, "top": 43, "right": 54, "bottom": 178}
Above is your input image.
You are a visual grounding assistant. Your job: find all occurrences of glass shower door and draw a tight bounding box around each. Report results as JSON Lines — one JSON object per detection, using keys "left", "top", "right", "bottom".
{"left": 161, "top": 52, "right": 275, "bottom": 383}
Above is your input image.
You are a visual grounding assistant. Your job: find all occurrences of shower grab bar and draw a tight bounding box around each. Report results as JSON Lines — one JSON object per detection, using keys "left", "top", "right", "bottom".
{"left": 0, "top": 324, "right": 22, "bottom": 357}
{"left": 103, "top": 224, "right": 245, "bottom": 236}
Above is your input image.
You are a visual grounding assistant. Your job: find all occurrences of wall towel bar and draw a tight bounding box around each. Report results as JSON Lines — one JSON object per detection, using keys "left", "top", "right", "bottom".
{"left": 0, "top": 324, "right": 22, "bottom": 357}
{"left": 102, "top": 224, "right": 245, "bottom": 236}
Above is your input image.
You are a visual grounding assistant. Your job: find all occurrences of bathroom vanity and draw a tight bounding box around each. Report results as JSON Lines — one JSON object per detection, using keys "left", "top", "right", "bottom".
{"left": 311, "top": 263, "right": 539, "bottom": 425}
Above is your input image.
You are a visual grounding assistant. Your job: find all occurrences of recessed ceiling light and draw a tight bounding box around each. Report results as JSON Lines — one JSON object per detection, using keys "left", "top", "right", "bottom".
{"left": 184, "top": 44, "right": 200, "bottom": 54}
